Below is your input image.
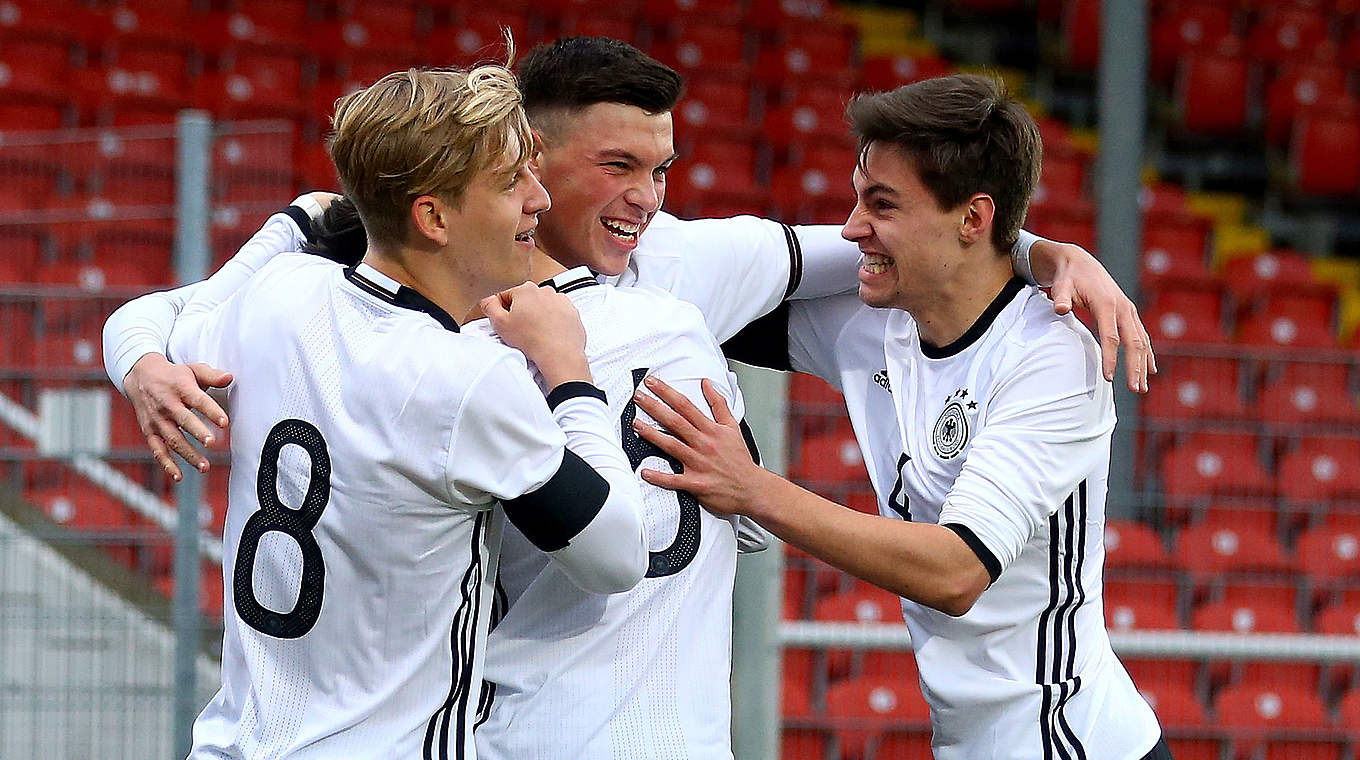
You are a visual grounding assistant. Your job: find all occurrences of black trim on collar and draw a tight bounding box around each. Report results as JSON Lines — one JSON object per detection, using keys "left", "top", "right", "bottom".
{"left": 281, "top": 205, "right": 315, "bottom": 241}
{"left": 344, "top": 263, "right": 461, "bottom": 333}
{"left": 919, "top": 277, "right": 1027, "bottom": 359}
{"left": 780, "top": 223, "right": 804, "bottom": 300}
{"left": 540, "top": 266, "right": 600, "bottom": 294}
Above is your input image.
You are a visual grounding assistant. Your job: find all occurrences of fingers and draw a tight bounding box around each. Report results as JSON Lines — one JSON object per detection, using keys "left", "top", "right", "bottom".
{"left": 634, "top": 380, "right": 702, "bottom": 443}
{"left": 480, "top": 293, "right": 509, "bottom": 321}
{"left": 639, "top": 467, "right": 686, "bottom": 491}
{"left": 1049, "top": 279, "right": 1074, "bottom": 315}
{"left": 632, "top": 418, "right": 690, "bottom": 461}
{"left": 700, "top": 379, "right": 736, "bottom": 426}
{"left": 188, "top": 362, "right": 235, "bottom": 391}
{"left": 146, "top": 432, "right": 183, "bottom": 482}
{"left": 1117, "top": 302, "right": 1152, "bottom": 393}
{"left": 157, "top": 418, "right": 210, "bottom": 473}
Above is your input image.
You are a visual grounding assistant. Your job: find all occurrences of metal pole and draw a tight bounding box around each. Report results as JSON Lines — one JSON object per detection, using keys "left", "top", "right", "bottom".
{"left": 172, "top": 110, "right": 212, "bottom": 758}
{"left": 1097, "top": 0, "right": 1148, "bottom": 520}
{"left": 729, "top": 363, "right": 786, "bottom": 760}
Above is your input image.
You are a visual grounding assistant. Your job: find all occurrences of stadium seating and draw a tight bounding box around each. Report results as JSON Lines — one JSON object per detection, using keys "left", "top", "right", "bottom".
{"left": 823, "top": 674, "right": 931, "bottom": 760}
{"left": 1213, "top": 684, "right": 1340, "bottom": 760}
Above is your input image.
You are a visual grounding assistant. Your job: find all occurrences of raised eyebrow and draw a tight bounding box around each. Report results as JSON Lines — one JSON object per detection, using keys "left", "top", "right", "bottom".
{"left": 656, "top": 153, "right": 679, "bottom": 169}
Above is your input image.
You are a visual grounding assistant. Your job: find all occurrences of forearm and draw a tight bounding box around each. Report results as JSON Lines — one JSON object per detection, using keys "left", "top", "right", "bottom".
{"left": 103, "top": 285, "right": 200, "bottom": 395}
{"left": 546, "top": 393, "right": 648, "bottom": 593}
{"left": 743, "top": 472, "right": 988, "bottom": 615}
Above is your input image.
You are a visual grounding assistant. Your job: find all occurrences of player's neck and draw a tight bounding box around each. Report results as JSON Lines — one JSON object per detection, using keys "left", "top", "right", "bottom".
{"left": 359, "top": 247, "right": 483, "bottom": 327}
{"left": 911, "top": 256, "right": 1015, "bottom": 351}
{"left": 530, "top": 248, "right": 567, "bottom": 281}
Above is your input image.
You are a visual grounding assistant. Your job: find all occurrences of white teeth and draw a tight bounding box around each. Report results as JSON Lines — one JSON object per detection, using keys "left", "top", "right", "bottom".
{"left": 515, "top": 229, "right": 534, "bottom": 242}
{"left": 601, "top": 218, "right": 640, "bottom": 239}
{"left": 861, "top": 253, "right": 893, "bottom": 274}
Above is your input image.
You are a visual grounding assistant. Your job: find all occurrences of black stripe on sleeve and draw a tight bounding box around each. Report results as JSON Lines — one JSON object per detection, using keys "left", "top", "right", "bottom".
{"left": 502, "top": 450, "right": 609, "bottom": 552}
{"left": 943, "top": 523, "right": 1001, "bottom": 584}
{"left": 721, "top": 301, "right": 793, "bottom": 371}
{"left": 281, "top": 205, "right": 314, "bottom": 241}
{"left": 545, "top": 381, "right": 607, "bottom": 411}
{"left": 780, "top": 222, "right": 804, "bottom": 300}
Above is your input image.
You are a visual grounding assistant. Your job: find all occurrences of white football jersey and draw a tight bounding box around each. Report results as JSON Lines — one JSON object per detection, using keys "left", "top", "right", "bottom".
{"left": 165, "top": 255, "right": 636, "bottom": 760}
{"left": 465, "top": 267, "right": 747, "bottom": 760}
{"left": 784, "top": 280, "right": 1161, "bottom": 760}
{"left": 609, "top": 211, "right": 857, "bottom": 342}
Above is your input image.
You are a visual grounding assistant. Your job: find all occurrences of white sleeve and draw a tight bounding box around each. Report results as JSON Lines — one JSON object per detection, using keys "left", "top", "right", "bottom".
{"left": 660, "top": 215, "right": 798, "bottom": 343}
{"left": 937, "top": 331, "right": 1114, "bottom": 580}
{"left": 788, "top": 224, "right": 859, "bottom": 299}
{"left": 786, "top": 293, "right": 867, "bottom": 390}
{"left": 447, "top": 358, "right": 646, "bottom": 594}
{"left": 102, "top": 209, "right": 312, "bottom": 394}
{"left": 786, "top": 225, "right": 1044, "bottom": 301}
{"left": 103, "top": 282, "right": 203, "bottom": 395}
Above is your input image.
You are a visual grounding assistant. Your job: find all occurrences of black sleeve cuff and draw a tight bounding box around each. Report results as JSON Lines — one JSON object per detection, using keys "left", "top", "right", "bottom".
{"left": 281, "top": 205, "right": 315, "bottom": 241}
{"left": 738, "top": 418, "right": 761, "bottom": 465}
{"left": 721, "top": 301, "right": 793, "bottom": 371}
{"left": 546, "top": 381, "right": 607, "bottom": 411}
{"left": 944, "top": 523, "right": 1002, "bottom": 584}
{"left": 503, "top": 450, "right": 608, "bottom": 552}
{"left": 780, "top": 222, "right": 804, "bottom": 300}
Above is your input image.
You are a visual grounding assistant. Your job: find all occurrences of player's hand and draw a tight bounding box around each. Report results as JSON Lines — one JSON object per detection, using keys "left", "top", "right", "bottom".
{"left": 1033, "top": 239, "right": 1156, "bottom": 392}
{"left": 123, "top": 353, "right": 232, "bottom": 481}
{"left": 480, "top": 282, "right": 591, "bottom": 387}
{"left": 632, "top": 376, "right": 769, "bottom": 517}
{"left": 307, "top": 191, "right": 341, "bottom": 210}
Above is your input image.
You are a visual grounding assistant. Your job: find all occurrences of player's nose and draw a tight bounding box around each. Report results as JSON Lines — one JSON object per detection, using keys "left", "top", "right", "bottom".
{"left": 523, "top": 169, "right": 551, "bottom": 215}
{"left": 624, "top": 175, "right": 661, "bottom": 215}
{"left": 841, "top": 203, "right": 870, "bottom": 242}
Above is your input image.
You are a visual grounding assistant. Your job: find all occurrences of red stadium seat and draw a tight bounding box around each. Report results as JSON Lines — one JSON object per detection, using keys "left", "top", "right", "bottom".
{"left": 428, "top": 12, "right": 528, "bottom": 68}
{"left": 824, "top": 675, "right": 931, "bottom": 760}
{"left": 1062, "top": 0, "right": 1100, "bottom": 70}
{"left": 1315, "top": 602, "right": 1360, "bottom": 637}
{"left": 813, "top": 585, "right": 901, "bottom": 679}
{"left": 1236, "top": 311, "right": 1336, "bottom": 350}
{"left": 643, "top": 0, "right": 745, "bottom": 27}
{"left": 1143, "top": 356, "right": 1247, "bottom": 422}
{"left": 1107, "top": 593, "right": 1181, "bottom": 632}
{"left": 1336, "top": 687, "right": 1360, "bottom": 728}
{"left": 1150, "top": 2, "right": 1236, "bottom": 84}
{"left": 1139, "top": 682, "right": 1221, "bottom": 760}
{"left": 675, "top": 77, "right": 755, "bottom": 138}
{"left": 1142, "top": 217, "right": 1213, "bottom": 283}
{"left": 1245, "top": 7, "right": 1331, "bottom": 66}
{"left": 1192, "top": 598, "right": 1299, "bottom": 634}
{"left": 1292, "top": 116, "right": 1360, "bottom": 197}
{"left": 1277, "top": 438, "right": 1360, "bottom": 505}
{"left": 1256, "top": 375, "right": 1359, "bottom": 426}
{"left": 196, "top": 8, "right": 309, "bottom": 58}
{"left": 1224, "top": 250, "right": 1327, "bottom": 296}
{"left": 755, "top": 27, "right": 857, "bottom": 90}
{"left": 792, "top": 426, "right": 867, "bottom": 485}
{"left": 665, "top": 138, "right": 763, "bottom": 216}
{"left": 1214, "top": 684, "right": 1338, "bottom": 760}
{"left": 1160, "top": 433, "right": 1273, "bottom": 499}
{"left": 858, "top": 53, "right": 952, "bottom": 92}
{"left": 1106, "top": 577, "right": 1180, "bottom": 614}
{"left": 1175, "top": 522, "right": 1295, "bottom": 579}
{"left": 651, "top": 24, "right": 748, "bottom": 79}
{"left": 1104, "top": 520, "right": 1175, "bottom": 572}
{"left": 1264, "top": 63, "right": 1350, "bottom": 146}
{"left": 1176, "top": 53, "right": 1250, "bottom": 135}
{"left": 783, "top": 647, "right": 817, "bottom": 718}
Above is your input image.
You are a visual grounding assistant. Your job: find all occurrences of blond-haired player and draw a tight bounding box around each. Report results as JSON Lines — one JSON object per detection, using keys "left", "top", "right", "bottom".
{"left": 167, "top": 64, "right": 647, "bottom": 760}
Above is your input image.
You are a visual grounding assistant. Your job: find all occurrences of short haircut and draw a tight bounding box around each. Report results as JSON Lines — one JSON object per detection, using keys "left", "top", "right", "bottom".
{"left": 846, "top": 74, "right": 1042, "bottom": 251}
{"left": 303, "top": 196, "right": 366, "bottom": 267}
{"left": 327, "top": 63, "right": 532, "bottom": 247}
{"left": 518, "top": 36, "right": 683, "bottom": 125}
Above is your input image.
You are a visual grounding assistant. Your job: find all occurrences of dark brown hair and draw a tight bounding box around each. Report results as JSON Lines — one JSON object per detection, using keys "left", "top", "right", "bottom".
{"left": 518, "top": 37, "right": 683, "bottom": 120}
{"left": 846, "top": 74, "right": 1041, "bottom": 251}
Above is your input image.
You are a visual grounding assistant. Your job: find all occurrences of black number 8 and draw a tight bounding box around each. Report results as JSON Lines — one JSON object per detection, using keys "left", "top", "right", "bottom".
{"left": 621, "top": 368, "right": 700, "bottom": 578}
{"left": 234, "top": 419, "right": 331, "bottom": 639}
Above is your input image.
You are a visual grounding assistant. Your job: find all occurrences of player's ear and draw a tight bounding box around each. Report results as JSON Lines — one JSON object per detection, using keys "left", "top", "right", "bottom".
{"left": 410, "top": 195, "right": 451, "bottom": 247}
{"left": 959, "top": 193, "right": 995, "bottom": 246}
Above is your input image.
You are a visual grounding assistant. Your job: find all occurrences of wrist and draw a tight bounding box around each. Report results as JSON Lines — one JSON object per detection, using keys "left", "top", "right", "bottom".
{"left": 1012, "top": 230, "right": 1047, "bottom": 286}
{"left": 537, "top": 355, "right": 592, "bottom": 389}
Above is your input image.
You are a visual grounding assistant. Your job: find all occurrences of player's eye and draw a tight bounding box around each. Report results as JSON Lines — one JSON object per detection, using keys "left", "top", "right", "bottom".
{"left": 602, "top": 161, "right": 630, "bottom": 171}
{"left": 654, "top": 164, "right": 672, "bottom": 176}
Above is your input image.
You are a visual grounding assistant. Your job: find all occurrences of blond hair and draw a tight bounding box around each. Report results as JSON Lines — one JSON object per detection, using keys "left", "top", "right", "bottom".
{"left": 327, "top": 59, "right": 532, "bottom": 247}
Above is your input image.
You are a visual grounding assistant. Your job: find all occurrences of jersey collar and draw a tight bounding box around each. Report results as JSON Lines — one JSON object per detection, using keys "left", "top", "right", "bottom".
{"left": 919, "top": 276, "right": 1027, "bottom": 359}
{"left": 539, "top": 266, "right": 600, "bottom": 294}
{"left": 344, "top": 262, "right": 461, "bottom": 333}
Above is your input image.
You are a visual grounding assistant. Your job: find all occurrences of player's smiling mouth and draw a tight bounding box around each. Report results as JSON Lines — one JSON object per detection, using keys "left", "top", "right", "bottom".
{"left": 861, "top": 252, "right": 894, "bottom": 274}
{"left": 601, "top": 217, "right": 641, "bottom": 242}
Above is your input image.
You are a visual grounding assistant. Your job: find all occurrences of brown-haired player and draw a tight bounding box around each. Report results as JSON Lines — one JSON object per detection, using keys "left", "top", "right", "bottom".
{"left": 164, "top": 64, "right": 649, "bottom": 759}
{"left": 633, "top": 74, "right": 1171, "bottom": 760}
